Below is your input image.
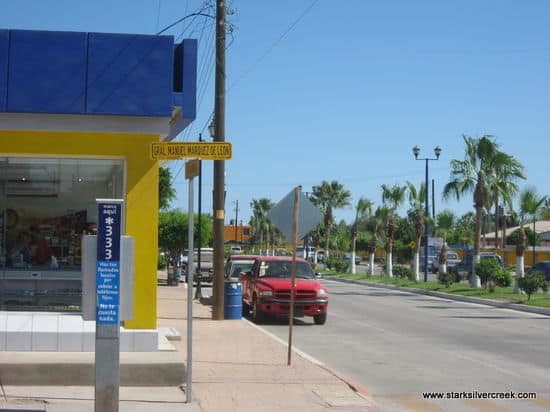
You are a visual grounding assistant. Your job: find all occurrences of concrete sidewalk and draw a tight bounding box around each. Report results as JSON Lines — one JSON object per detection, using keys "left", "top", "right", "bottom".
{"left": 157, "top": 275, "right": 375, "bottom": 412}
{"left": 0, "top": 272, "right": 375, "bottom": 411}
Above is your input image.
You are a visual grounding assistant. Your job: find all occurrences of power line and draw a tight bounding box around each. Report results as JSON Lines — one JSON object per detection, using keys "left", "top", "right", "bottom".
{"left": 227, "top": 0, "right": 320, "bottom": 92}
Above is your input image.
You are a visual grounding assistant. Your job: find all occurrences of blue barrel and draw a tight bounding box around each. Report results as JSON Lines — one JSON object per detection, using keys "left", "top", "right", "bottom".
{"left": 224, "top": 281, "right": 242, "bottom": 320}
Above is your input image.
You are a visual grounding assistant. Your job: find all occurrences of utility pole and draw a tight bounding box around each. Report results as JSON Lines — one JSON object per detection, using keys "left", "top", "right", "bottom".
{"left": 234, "top": 200, "right": 239, "bottom": 242}
{"left": 212, "top": 0, "right": 226, "bottom": 320}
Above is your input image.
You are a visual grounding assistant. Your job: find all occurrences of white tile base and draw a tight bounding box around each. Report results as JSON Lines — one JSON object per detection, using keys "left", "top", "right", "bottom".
{"left": 0, "top": 311, "right": 159, "bottom": 352}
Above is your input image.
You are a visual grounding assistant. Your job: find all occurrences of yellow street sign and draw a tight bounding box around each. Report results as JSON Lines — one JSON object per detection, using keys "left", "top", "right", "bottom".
{"left": 185, "top": 159, "right": 200, "bottom": 180}
{"left": 409, "top": 241, "right": 416, "bottom": 249}
{"left": 151, "top": 142, "right": 232, "bottom": 160}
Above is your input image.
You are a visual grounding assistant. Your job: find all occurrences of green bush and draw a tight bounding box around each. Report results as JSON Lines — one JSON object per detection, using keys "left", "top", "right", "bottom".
{"left": 518, "top": 271, "right": 549, "bottom": 300}
{"left": 474, "top": 259, "right": 510, "bottom": 290}
{"left": 438, "top": 271, "right": 454, "bottom": 287}
{"left": 492, "top": 269, "right": 513, "bottom": 288}
{"left": 393, "top": 264, "right": 414, "bottom": 280}
{"left": 326, "top": 257, "right": 349, "bottom": 273}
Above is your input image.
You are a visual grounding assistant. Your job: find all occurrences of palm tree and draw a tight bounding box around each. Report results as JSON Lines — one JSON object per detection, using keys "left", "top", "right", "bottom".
{"left": 349, "top": 198, "right": 373, "bottom": 274}
{"left": 443, "top": 135, "right": 524, "bottom": 287}
{"left": 487, "top": 152, "right": 525, "bottom": 248}
{"left": 514, "top": 190, "right": 530, "bottom": 292}
{"left": 381, "top": 184, "right": 407, "bottom": 278}
{"left": 310, "top": 181, "right": 351, "bottom": 259}
{"left": 366, "top": 207, "right": 388, "bottom": 275}
{"left": 519, "top": 186, "right": 547, "bottom": 268}
{"left": 250, "top": 198, "right": 274, "bottom": 255}
{"left": 435, "top": 210, "right": 456, "bottom": 274}
{"left": 406, "top": 181, "right": 426, "bottom": 281}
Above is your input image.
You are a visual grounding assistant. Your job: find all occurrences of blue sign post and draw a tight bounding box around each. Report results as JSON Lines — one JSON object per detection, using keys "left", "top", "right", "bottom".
{"left": 95, "top": 199, "right": 123, "bottom": 412}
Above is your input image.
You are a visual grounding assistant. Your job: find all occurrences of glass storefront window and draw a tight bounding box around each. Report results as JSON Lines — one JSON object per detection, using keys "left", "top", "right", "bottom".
{"left": 0, "top": 157, "right": 124, "bottom": 312}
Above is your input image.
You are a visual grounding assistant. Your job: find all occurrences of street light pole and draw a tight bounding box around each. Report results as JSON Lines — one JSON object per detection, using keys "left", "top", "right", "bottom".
{"left": 413, "top": 145, "right": 441, "bottom": 282}
{"left": 234, "top": 200, "right": 239, "bottom": 243}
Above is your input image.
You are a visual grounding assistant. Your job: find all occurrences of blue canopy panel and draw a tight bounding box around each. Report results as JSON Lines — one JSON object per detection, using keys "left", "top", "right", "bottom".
{"left": 0, "top": 29, "right": 197, "bottom": 139}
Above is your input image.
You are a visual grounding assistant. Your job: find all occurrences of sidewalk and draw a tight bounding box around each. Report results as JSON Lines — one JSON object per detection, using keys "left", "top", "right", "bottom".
{"left": 0, "top": 272, "right": 375, "bottom": 411}
{"left": 157, "top": 272, "right": 376, "bottom": 412}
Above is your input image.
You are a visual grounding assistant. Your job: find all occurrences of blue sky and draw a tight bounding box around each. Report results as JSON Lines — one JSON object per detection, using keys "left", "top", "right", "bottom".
{"left": 2, "top": 0, "right": 549, "bottom": 225}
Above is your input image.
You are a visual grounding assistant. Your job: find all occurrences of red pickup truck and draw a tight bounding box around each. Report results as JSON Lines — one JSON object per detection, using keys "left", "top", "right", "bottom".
{"left": 240, "top": 256, "right": 328, "bottom": 325}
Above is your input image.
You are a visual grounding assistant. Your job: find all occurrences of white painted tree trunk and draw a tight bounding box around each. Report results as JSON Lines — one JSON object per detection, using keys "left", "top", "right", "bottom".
{"left": 369, "top": 253, "right": 375, "bottom": 276}
{"left": 387, "top": 252, "right": 393, "bottom": 278}
{"left": 440, "top": 263, "right": 447, "bottom": 274}
{"left": 514, "top": 255, "right": 525, "bottom": 294}
{"left": 413, "top": 252, "right": 420, "bottom": 281}
{"left": 471, "top": 254, "right": 481, "bottom": 288}
{"left": 350, "top": 251, "right": 356, "bottom": 274}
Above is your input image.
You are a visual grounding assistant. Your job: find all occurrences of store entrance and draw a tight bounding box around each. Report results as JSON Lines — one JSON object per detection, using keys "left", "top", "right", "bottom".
{"left": 0, "top": 156, "right": 124, "bottom": 312}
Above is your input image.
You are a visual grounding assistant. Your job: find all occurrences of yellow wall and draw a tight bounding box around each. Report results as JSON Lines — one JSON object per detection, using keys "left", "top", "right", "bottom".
{"left": 0, "top": 130, "right": 159, "bottom": 329}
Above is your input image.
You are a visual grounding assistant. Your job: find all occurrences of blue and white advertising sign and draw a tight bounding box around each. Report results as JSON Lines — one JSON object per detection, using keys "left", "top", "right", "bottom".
{"left": 96, "top": 202, "right": 122, "bottom": 325}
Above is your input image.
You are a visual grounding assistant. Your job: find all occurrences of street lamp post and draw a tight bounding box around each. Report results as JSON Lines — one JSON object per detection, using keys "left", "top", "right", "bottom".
{"left": 413, "top": 145, "right": 442, "bottom": 282}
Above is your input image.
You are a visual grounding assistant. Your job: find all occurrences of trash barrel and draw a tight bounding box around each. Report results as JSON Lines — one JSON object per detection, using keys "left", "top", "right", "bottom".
{"left": 224, "top": 280, "right": 242, "bottom": 319}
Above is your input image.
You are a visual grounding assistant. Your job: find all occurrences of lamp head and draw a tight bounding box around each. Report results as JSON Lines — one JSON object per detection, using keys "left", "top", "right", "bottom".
{"left": 412, "top": 145, "right": 420, "bottom": 159}
{"left": 208, "top": 117, "right": 216, "bottom": 139}
{"left": 434, "top": 146, "right": 442, "bottom": 159}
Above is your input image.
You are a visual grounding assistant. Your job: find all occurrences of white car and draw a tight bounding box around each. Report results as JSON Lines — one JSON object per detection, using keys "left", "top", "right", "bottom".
{"left": 432, "top": 251, "right": 461, "bottom": 272}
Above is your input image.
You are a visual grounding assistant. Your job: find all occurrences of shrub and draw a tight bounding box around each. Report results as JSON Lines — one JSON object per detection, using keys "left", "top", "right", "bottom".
{"left": 518, "top": 271, "right": 549, "bottom": 300}
{"left": 475, "top": 258, "right": 511, "bottom": 291}
{"left": 438, "top": 271, "right": 454, "bottom": 287}
{"left": 326, "top": 257, "right": 348, "bottom": 273}
{"left": 393, "top": 264, "right": 414, "bottom": 280}
{"left": 492, "top": 269, "right": 513, "bottom": 288}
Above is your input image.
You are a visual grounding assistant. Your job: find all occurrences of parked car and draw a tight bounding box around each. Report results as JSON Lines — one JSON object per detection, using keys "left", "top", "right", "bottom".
{"left": 296, "top": 246, "right": 316, "bottom": 261}
{"left": 343, "top": 253, "right": 361, "bottom": 265}
{"left": 316, "top": 250, "right": 326, "bottom": 262}
{"left": 526, "top": 261, "right": 550, "bottom": 280}
{"left": 228, "top": 246, "right": 243, "bottom": 254}
{"left": 419, "top": 245, "right": 439, "bottom": 273}
{"left": 224, "top": 254, "right": 258, "bottom": 279}
{"left": 454, "top": 252, "right": 504, "bottom": 277}
{"left": 182, "top": 248, "right": 214, "bottom": 283}
{"left": 432, "top": 251, "right": 461, "bottom": 272}
{"left": 240, "top": 256, "right": 328, "bottom": 325}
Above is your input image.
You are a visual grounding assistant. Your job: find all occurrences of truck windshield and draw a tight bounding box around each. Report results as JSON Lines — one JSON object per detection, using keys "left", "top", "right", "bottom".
{"left": 259, "top": 261, "right": 314, "bottom": 279}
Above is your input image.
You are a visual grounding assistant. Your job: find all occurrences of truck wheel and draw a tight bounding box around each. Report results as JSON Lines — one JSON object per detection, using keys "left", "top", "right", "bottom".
{"left": 252, "top": 298, "right": 264, "bottom": 323}
{"left": 313, "top": 313, "right": 327, "bottom": 325}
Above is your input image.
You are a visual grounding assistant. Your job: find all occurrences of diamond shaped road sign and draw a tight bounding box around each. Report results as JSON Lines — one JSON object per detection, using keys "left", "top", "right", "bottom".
{"left": 267, "top": 189, "right": 322, "bottom": 242}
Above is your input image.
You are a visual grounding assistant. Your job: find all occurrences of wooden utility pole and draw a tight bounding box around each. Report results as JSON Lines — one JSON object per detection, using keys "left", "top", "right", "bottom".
{"left": 287, "top": 187, "right": 299, "bottom": 365}
{"left": 212, "top": 0, "right": 226, "bottom": 320}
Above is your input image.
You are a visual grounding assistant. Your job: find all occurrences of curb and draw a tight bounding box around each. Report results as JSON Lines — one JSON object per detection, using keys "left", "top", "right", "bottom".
{"left": 0, "top": 351, "right": 185, "bottom": 386}
{"left": 323, "top": 276, "right": 550, "bottom": 316}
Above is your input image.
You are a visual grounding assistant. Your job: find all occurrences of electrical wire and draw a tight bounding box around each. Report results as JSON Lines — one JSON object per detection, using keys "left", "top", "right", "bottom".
{"left": 227, "top": 0, "right": 321, "bottom": 92}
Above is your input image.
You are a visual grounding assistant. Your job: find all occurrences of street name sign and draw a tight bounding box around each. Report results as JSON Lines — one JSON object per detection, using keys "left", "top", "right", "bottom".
{"left": 151, "top": 142, "right": 232, "bottom": 160}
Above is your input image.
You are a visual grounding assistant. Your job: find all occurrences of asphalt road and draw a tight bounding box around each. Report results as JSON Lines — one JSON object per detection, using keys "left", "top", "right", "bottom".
{"left": 252, "top": 278, "right": 550, "bottom": 411}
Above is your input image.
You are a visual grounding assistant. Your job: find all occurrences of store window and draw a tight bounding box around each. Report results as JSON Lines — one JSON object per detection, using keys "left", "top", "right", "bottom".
{"left": 0, "top": 157, "right": 124, "bottom": 312}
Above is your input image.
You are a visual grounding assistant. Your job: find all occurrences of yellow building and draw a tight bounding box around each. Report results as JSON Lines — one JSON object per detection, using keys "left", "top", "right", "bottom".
{"left": 0, "top": 29, "right": 197, "bottom": 351}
